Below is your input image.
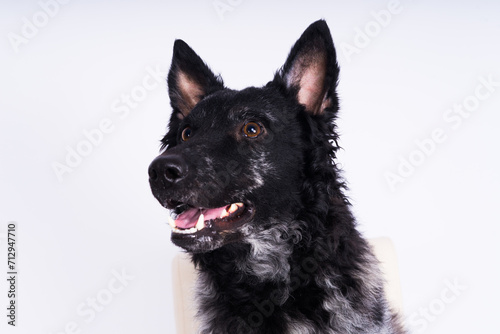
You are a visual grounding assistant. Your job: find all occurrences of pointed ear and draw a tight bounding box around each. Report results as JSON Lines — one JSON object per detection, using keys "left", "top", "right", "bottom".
{"left": 167, "top": 40, "right": 224, "bottom": 119}
{"left": 276, "top": 20, "right": 339, "bottom": 115}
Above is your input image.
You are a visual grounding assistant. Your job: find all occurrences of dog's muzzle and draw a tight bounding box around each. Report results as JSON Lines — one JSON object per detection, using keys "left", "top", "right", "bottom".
{"left": 148, "top": 151, "right": 255, "bottom": 252}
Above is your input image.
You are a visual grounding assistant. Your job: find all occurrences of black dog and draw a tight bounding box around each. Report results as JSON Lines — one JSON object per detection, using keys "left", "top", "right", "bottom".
{"left": 149, "top": 20, "right": 405, "bottom": 334}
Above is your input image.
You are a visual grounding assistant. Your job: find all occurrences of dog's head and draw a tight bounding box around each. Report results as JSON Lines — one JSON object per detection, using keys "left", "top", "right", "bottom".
{"left": 149, "top": 20, "right": 340, "bottom": 253}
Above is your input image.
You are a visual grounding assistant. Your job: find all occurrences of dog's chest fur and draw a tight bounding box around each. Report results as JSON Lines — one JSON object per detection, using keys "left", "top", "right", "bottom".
{"left": 193, "top": 224, "right": 402, "bottom": 334}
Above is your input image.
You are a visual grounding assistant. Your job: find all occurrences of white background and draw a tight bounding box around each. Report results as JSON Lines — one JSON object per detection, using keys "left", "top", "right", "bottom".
{"left": 1, "top": 0, "right": 499, "bottom": 333}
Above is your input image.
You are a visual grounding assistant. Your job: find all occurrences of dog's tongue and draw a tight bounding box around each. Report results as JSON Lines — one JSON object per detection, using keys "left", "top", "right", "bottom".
{"left": 175, "top": 206, "right": 227, "bottom": 229}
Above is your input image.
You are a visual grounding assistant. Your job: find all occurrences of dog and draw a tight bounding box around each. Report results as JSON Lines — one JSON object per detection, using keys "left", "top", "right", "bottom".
{"left": 148, "top": 20, "right": 406, "bottom": 334}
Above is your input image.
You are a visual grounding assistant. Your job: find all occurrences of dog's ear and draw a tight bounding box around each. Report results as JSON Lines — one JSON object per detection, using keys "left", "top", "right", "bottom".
{"left": 167, "top": 40, "right": 224, "bottom": 119}
{"left": 275, "top": 20, "right": 339, "bottom": 115}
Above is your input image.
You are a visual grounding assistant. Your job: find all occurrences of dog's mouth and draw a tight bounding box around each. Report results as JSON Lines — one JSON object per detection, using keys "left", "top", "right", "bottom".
{"left": 166, "top": 200, "right": 254, "bottom": 237}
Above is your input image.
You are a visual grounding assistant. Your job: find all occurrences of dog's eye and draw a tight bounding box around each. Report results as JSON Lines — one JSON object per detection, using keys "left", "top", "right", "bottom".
{"left": 181, "top": 126, "right": 192, "bottom": 141}
{"left": 242, "top": 122, "right": 262, "bottom": 138}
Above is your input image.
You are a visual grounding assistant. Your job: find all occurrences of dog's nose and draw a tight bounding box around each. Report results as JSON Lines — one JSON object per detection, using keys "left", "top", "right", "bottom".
{"left": 148, "top": 154, "right": 188, "bottom": 184}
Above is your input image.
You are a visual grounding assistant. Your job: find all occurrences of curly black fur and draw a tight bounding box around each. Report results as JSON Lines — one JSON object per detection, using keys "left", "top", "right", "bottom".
{"left": 149, "top": 20, "right": 406, "bottom": 334}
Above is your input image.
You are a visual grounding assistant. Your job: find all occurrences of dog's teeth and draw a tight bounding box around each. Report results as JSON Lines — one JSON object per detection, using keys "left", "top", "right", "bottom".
{"left": 168, "top": 216, "right": 176, "bottom": 229}
{"left": 228, "top": 204, "right": 239, "bottom": 214}
{"left": 196, "top": 213, "right": 205, "bottom": 230}
{"left": 220, "top": 208, "right": 229, "bottom": 219}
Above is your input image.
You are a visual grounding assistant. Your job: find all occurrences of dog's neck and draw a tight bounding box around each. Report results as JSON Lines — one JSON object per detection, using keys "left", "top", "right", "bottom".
{"left": 190, "top": 216, "right": 380, "bottom": 333}
{"left": 193, "top": 220, "right": 301, "bottom": 282}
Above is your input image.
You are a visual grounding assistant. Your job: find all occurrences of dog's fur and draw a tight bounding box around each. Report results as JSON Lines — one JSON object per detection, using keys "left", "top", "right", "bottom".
{"left": 149, "top": 20, "right": 406, "bottom": 334}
